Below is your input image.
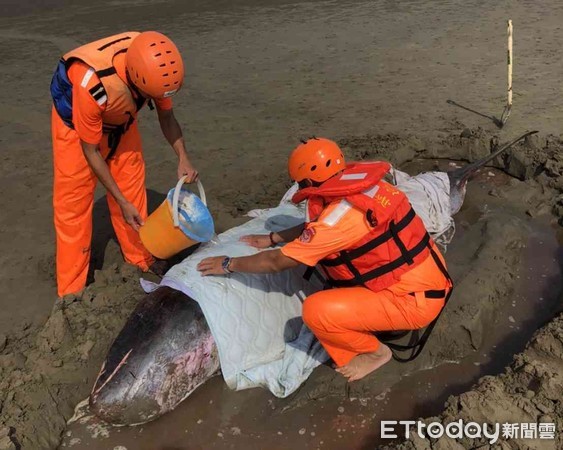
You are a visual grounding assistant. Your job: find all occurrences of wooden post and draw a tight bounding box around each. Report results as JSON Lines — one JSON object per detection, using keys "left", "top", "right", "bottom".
{"left": 507, "top": 20, "right": 513, "bottom": 110}
{"left": 501, "top": 20, "right": 513, "bottom": 126}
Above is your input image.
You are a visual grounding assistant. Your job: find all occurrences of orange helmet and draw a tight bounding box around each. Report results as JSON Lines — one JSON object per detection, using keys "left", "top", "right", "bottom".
{"left": 126, "top": 31, "right": 184, "bottom": 99}
{"left": 288, "top": 137, "right": 346, "bottom": 184}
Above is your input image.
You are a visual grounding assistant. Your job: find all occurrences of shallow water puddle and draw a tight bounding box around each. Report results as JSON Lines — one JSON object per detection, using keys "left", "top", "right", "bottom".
{"left": 60, "top": 165, "right": 562, "bottom": 450}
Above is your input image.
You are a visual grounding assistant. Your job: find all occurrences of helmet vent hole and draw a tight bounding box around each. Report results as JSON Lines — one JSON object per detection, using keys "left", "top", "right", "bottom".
{"left": 326, "top": 159, "right": 331, "bottom": 167}
{"left": 150, "top": 43, "right": 156, "bottom": 47}
{"left": 174, "top": 81, "right": 179, "bottom": 85}
{"left": 164, "top": 83, "right": 170, "bottom": 87}
{"left": 161, "top": 41, "right": 165, "bottom": 44}
{"left": 155, "top": 52, "right": 162, "bottom": 57}
{"left": 166, "top": 50, "right": 172, "bottom": 54}
{"left": 163, "top": 73, "right": 169, "bottom": 77}
{"left": 173, "top": 70, "right": 178, "bottom": 74}
{"left": 142, "top": 76, "right": 146, "bottom": 85}
{"left": 159, "top": 63, "right": 166, "bottom": 67}
{"left": 170, "top": 61, "right": 176, "bottom": 65}
{"left": 311, "top": 165, "right": 317, "bottom": 171}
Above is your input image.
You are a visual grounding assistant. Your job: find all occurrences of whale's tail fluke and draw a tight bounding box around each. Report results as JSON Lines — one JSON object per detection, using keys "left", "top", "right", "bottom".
{"left": 447, "top": 130, "right": 538, "bottom": 214}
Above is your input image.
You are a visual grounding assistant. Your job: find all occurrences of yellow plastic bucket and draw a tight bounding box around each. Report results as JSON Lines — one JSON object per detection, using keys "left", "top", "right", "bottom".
{"left": 139, "top": 177, "right": 214, "bottom": 259}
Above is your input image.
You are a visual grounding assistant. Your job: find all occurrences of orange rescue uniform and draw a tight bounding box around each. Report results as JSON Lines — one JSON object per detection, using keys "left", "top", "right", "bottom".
{"left": 281, "top": 200, "right": 451, "bottom": 367}
{"left": 52, "top": 40, "right": 172, "bottom": 297}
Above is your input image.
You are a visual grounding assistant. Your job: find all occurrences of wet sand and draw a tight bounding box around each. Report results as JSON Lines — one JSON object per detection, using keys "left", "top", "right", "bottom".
{"left": 0, "top": 0, "right": 562, "bottom": 448}
{"left": 2, "top": 0, "right": 563, "bottom": 333}
{"left": 59, "top": 167, "right": 563, "bottom": 450}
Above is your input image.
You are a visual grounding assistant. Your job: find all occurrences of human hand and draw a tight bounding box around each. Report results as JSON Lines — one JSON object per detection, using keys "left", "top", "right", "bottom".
{"left": 240, "top": 234, "right": 273, "bottom": 249}
{"left": 120, "top": 201, "right": 144, "bottom": 231}
{"left": 178, "top": 157, "right": 199, "bottom": 183}
{"left": 197, "top": 256, "right": 228, "bottom": 276}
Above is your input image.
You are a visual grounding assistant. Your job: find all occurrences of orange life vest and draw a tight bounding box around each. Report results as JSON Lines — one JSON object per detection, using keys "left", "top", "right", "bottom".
{"left": 293, "top": 162, "right": 432, "bottom": 293}
{"left": 62, "top": 32, "right": 143, "bottom": 129}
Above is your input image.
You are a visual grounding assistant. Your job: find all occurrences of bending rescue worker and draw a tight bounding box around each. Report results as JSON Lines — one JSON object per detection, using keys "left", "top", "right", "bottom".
{"left": 50, "top": 31, "right": 198, "bottom": 297}
{"left": 198, "top": 138, "right": 453, "bottom": 381}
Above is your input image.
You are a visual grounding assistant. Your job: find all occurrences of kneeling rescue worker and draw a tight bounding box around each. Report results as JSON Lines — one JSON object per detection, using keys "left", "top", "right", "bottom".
{"left": 51, "top": 31, "right": 198, "bottom": 298}
{"left": 197, "top": 137, "right": 453, "bottom": 381}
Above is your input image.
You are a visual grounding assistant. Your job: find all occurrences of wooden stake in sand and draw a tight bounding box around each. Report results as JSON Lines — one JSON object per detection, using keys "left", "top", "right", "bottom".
{"left": 500, "top": 20, "right": 513, "bottom": 127}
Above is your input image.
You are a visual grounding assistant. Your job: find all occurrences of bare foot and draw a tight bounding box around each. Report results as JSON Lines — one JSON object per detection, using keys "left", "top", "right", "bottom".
{"left": 335, "top": 344, "right": 392, "bottom": 382}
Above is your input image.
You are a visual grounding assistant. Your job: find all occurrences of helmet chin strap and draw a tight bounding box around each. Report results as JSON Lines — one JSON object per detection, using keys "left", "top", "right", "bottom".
{"left": 298, "top": 179, "right": 325, "bottom": 189}
{"left": 298, "top": 170, "right": 348, "bottom": 190}
{"left": 125, "top": 70, "right": 154, "bottom": 110}
{"left": 298, "top": 179, "right": 313, "bottom": 189}
{"left": 125, "top": 70, "right": 143, "bottom": 97}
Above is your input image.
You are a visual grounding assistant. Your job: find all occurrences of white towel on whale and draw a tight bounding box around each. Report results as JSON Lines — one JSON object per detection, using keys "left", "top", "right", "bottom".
{"left": 391, "top": 169, "right": 456, "bottom": 249}
{"left": 142, "top": 167, "right": 454, "bottom": 398}
{"left": 143, "top": 201, "right": 329, "bottom": 398}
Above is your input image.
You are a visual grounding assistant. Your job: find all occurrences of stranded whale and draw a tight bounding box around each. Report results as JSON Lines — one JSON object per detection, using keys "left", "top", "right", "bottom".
{"left": 90, "top": 131, "right": 537, "bottom": 425}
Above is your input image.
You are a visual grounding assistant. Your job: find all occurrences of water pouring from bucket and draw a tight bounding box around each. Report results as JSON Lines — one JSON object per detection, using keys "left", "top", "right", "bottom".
{"left": 139, "top": 176, "right": 215, "bottom": 259}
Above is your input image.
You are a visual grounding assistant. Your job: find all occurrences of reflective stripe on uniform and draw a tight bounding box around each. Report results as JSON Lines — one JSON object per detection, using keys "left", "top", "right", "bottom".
{"left": 80, "top": 68, "right": 95, "bottom": 87}
{"left": 89, "top": 83, "right": 108, "bottom": 106}
{"left": 364, "top": 185, "right": 379, "bottom": 198}
{"left": 321, "top": 185, "right": 380, "bottom": 227}
{"left": 322, "top": 200, "right": 352, "bottom": 226}
{"left": 96, "top": 94, "right": 108, "bottom": 105}
{"left": 340, "top": 173, "right": 367, "bottom": 181}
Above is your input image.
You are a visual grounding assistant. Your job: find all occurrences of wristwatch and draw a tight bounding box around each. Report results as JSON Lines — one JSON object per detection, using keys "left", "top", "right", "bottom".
{"left": 222, "top": 256, "right": 233, "bottom": 274}
{"left": 269, "top": 231, "right": 277, "bottom": 247}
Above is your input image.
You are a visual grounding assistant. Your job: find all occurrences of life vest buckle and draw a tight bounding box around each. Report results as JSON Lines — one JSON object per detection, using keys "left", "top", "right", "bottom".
{"left": 366, "top": 209, "right": 378, "bottom": 227}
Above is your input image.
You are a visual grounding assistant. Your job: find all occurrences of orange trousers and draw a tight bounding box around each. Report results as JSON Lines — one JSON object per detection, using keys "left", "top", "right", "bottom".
{"left": 302, "top": 251, "right": 449, "bottom": 367}
{"left": 52, "top": 108, "right": 154, "bottom": 297}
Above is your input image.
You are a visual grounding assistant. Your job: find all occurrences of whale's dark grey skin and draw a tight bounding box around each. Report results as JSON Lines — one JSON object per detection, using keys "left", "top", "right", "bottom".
{"left": 447, "top": 131, "right": 538, "bottom": 214}
{"left": 90, "top": 131, "right": 537, "bottom": 426}
{"left": 89, "top": 287, "right": 219, "bottom": 425}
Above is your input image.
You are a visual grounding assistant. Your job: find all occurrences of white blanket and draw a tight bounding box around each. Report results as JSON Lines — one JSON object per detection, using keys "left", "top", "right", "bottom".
{"left": 142, "top": 168, "right": 455, "bottom": 398}
{"left": 143, "top": 202, "right": 329, "bottom": 398}
{"left": 392, "top": 169, "right": 456, "bottom": 249}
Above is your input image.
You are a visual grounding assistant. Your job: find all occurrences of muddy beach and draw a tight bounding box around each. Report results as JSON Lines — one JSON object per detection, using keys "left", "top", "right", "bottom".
{"left": 1, "top": 0, "right": 563, "bottom": 449}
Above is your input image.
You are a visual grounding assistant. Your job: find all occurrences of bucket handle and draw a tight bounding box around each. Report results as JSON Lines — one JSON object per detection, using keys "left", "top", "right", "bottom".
{"left": 172, "top": 176, "right": 207, "bottom": 228}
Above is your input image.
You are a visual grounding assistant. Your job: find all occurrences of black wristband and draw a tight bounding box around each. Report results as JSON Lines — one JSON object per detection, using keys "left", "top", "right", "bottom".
{"left": 269, "top": 232, "right": 277, "bottom": 247}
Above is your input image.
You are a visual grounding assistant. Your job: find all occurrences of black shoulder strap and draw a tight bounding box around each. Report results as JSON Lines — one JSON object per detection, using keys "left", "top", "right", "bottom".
{"left": 95, "top": 48, "right": 127, "bottom": 79}
{"left": 95, "top": 67, "right": 117, "bottom": 78}
{"left": 322, "top": 208, "right": 417, "bottom": 267}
